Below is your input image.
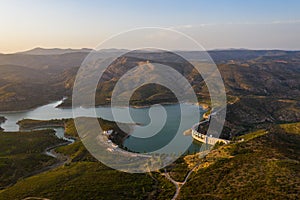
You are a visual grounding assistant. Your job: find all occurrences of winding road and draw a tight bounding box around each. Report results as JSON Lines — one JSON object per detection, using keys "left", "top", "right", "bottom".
{"left": 22, "top": 143, "right": 72, "bottom": 181}
{"left": 162, "top": 162, "right": 202, "bottom": 200}
{"left": 21, "top": 128, "right": 74, "bottom": 181}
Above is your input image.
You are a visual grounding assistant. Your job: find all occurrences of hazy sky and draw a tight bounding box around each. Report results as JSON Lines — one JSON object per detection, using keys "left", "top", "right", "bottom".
{"left": 1, "top": 0, "right": 300, "bottom": 53}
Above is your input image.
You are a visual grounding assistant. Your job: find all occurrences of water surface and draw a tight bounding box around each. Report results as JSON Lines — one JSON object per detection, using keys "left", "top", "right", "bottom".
{"left": 0, "top": 100, "right": 204, "bottom": 153}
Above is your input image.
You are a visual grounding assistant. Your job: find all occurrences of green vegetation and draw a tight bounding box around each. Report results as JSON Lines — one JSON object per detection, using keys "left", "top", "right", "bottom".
{"left": 225, "top": 96, "right": 300, "bottom": 137}
{"left": 17, "top": 119, "right": 66, "bottom": 130}
{"left": 64, "top": 118, "right": 132, "bottom": 146}
{"left": 236, "top": 129, "right": 268, "bottom": 142}
{"left": 18, "top": 118, "right": 130, "bottom": 146}
{"left": 165, "top": 157, "right": 190, "bottom": 182}
{"left": 280, "top": 122, "right": 300, "bottom": 135}
{"left": 1, "top": 118, "right": 299, "bottom": 199}
{"left": 1, "top": 161, "right": 176, "bottom": 200}
{"left": 56, "top": 141, "right": 95, "bottom": 162}
{"left": 64, "top": 119, "right": 78, "bottom": 138}
{"left": 0, "top": 162, "right": 156, "bottom": 200}
{"left": 0, "top": 130, "right": 64, "bottom": 189}
{"left": 180, "top": 124, "right": 300, "bottom": 199}
{"left": 0, "top": 119, "right": 175, "bottom": 200}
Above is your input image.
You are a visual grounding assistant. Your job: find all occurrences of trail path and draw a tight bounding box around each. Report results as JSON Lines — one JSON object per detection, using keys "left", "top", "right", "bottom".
{"left": 162, "top": 162, "right": 201, "bottom": 200}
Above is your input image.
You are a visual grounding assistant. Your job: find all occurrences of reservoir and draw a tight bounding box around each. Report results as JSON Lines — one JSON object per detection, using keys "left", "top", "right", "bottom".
{"left": 0, "top": 100, "right": 204, "bottom": 154}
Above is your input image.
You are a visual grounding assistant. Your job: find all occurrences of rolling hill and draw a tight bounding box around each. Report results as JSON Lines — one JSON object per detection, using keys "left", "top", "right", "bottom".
{"left": 180, "top": 123, "right": 300, "bottom": 199}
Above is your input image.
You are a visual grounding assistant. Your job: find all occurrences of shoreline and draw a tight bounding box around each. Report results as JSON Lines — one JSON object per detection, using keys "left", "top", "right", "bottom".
{"left": 19, "top": 124, "right": 64, "bottom": 131}
{"left": 0, "top": 116, "right": 6, "bottom": 131}
{"left": 0, "top": 99, "right": 64, "bottom": 114}
{"left": 59, "top": 101, "right": 208, "bottom": 110}
{"left": 0, "top": 97, "right": 209, "bottom": 113}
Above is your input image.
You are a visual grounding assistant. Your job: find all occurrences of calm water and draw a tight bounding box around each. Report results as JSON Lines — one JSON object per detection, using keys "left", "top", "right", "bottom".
{"left": 0, "top": 100, "right": 204, "bottom": 153}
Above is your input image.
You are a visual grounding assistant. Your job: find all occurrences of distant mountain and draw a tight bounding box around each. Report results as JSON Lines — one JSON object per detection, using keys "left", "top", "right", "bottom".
{"left": 12, "top": 48, "right": 300, "bottom": 63}
{"left": 15, "top": 47, "right": 131, "bottom": 56}
{"left": 0, "top": 52, "right": 89, "bottom": 73}
{"left": 17, "top": 47, "right": 93, "bottom": 55}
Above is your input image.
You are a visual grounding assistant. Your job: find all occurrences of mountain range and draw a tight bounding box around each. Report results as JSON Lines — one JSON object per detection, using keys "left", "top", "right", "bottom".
{"left": 0, "top": 48, "right": 299, "bottom": 138}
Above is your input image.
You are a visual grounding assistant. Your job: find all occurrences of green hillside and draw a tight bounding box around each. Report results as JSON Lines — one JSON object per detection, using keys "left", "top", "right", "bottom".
{"left": 179, "top": 124, "right": 300, "bottom": 199}
{"left": 0, "top": 122, "right": 298, "bottom": 199}
{"left": 0, "top": 130, "right": 64, "bottom": 189}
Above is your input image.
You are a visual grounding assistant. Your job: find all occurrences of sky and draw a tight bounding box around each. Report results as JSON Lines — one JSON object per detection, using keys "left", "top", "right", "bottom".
{"left": 0, "top": 0, "right": 300, "bottom": 53}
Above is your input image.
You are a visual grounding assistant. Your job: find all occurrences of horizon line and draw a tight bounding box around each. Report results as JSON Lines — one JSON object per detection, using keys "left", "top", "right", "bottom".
{"left": 1, "top": 46, "right": 300, "bottom": 55}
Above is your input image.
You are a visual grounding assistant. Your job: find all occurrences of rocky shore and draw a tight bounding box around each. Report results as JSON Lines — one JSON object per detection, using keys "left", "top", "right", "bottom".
{"left": 0, "top": 116, "right": 6, "bottom": 131}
